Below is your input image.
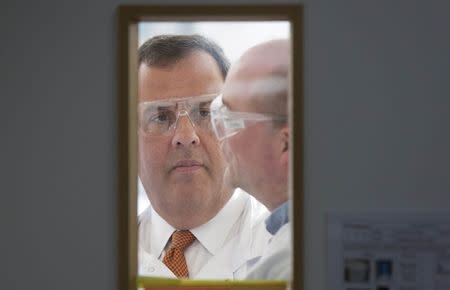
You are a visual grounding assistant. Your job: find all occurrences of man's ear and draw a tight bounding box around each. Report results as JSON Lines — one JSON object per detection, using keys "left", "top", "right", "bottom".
{"left": 279, "top": 126, "right": 289, "bottom": 167}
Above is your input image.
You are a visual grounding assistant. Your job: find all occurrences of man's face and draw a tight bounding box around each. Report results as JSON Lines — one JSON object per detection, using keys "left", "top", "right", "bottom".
{"left": 220, "top": 73, "right": 281, "bottom": 199}
{"left": 138, "top": 51, "right": 230, "bottom": 229}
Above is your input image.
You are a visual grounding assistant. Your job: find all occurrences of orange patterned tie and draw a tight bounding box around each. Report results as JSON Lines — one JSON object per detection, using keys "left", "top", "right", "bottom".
{"left": 163, "top": 230, "right": 196, "bottom": 278}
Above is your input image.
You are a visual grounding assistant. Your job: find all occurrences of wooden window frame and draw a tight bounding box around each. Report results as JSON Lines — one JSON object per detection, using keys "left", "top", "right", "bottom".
{"left": 118, "top": 4, "right": 304, "bottom": 290}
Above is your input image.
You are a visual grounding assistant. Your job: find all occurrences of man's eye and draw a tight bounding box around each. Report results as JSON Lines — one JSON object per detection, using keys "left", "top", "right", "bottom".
{"left": 199, "top": 109, "right": 211, "bottom": 118}
{"left": 150, "top": 111, "right": 171, "bottom": 123}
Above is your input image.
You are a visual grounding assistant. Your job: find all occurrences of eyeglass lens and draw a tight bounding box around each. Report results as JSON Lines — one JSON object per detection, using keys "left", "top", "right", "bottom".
{"left": 140, "top": 102, "right": 212, "bottom": 135}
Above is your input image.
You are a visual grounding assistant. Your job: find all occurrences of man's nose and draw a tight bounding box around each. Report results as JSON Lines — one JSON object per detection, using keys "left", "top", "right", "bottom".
{"left": 171, "top": 112, "right": 200, "bottom": 147}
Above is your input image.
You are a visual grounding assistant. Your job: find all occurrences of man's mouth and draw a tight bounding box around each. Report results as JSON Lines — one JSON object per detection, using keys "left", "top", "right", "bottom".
{"left": 172, "top": 160, "right": 204, "bottom": 173}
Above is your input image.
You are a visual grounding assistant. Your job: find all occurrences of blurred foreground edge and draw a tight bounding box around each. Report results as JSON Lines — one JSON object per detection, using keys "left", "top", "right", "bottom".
{"left": 137, "top": 276, "right": 288, "bottom": 290}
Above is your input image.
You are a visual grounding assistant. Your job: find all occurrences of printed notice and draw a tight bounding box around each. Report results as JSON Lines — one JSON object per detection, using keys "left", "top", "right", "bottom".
{"left": 327, "top": 213, "right": 450, "bottom": 290}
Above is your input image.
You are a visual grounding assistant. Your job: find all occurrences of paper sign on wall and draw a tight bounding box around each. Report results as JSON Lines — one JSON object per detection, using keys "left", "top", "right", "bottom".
{"left": 327, "top": 213, "right": 450, "bottom": 290}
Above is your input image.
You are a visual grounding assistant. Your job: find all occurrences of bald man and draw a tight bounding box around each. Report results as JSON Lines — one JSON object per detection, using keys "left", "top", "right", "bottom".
{"left": 211, "top": 39, "right": 291, "bottom": 280}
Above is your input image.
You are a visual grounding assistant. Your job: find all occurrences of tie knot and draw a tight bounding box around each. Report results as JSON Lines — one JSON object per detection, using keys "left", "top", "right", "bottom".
{"left": 170, "top": 230, "right": 196, "bottom": 251}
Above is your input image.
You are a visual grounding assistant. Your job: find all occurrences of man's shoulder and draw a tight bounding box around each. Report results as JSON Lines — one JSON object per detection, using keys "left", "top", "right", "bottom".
{"left": 247, "top": 222, "right": 292, "bottom": 280}
{"left": 238, "top": 189, "right": 270, "bottom": 225}
{"left": 247, "top": 244, "right": 291, "bottom": 280}
{"left": 246, "top": 222, "right": 292, "bottom": 280}
{"left": 234, "top": 190, "right": 271, "bottom": 241}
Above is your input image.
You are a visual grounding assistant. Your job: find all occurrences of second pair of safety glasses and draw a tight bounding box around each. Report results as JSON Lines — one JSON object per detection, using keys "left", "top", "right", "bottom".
{"left": 138, "top": 94, "right": 218, "bottom": 136}
{"left": 210, "top": 94, "right": 287, "bottom": 141}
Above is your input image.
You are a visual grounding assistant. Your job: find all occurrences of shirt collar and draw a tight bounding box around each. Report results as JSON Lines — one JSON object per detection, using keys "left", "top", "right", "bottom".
{"left": 149, "top": 206, "right": 176, "bottom": 259}
{"left": 190, "top": 189, "right": 246, "bottom": 255}
{"left": 265, "top": 201, "right": 289, "bottom": 235}
{"left": 149, "top": 189, "right": 246, "bottom": 257}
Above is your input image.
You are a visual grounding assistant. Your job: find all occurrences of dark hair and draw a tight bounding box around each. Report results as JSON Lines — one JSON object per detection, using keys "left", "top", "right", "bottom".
{"left": 138, "top": 34, "right": 230, "bottom": 80}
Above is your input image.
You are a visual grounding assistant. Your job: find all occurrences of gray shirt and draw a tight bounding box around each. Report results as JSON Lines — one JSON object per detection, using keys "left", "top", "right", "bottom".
{"left": 265, "top": 201, "right": 289, "bottom": 235}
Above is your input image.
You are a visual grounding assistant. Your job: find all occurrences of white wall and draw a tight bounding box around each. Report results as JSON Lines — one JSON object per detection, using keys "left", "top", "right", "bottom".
{"left": 1, "top": 1, "right": 449, "bottom": 290}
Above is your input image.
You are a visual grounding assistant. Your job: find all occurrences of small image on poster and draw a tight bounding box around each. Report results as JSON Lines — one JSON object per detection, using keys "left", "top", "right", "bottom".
{"left": 344, "top": 258, "right": 370, "bottom": 283}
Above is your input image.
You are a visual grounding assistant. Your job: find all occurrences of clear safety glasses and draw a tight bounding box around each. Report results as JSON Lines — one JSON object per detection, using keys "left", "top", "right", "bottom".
{"left": 138, "top": 94, "right": 218, "bottom": 136}
{"left": 210, "top": 94, "right": 287, "bottom": 141}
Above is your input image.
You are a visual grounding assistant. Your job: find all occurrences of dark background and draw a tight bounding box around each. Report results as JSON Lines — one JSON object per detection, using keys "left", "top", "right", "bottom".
{"left": 1, "top": 0, "right": 449, "bottom": 289}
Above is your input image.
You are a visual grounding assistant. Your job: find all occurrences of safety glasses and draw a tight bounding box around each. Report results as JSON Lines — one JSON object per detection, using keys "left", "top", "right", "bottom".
{"left": 210, "top": 94, "right": 287, "bottom": 141}
{"left": 138, "top": 94, "right": 218, "bottom": 136}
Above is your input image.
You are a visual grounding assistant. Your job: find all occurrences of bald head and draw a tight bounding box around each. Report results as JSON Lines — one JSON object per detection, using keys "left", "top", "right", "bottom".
{"left": 223, "top": 39, "right": 290, "bottom": 116}
{"left": 220, "top": 39, "right": 291, "bottom": 210}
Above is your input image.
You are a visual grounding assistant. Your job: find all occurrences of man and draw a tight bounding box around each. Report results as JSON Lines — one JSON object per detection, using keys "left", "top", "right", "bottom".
{"left": 210, "top": 39, "right": 291, "bottom": 280}
{"left": 137, "top": 34, "right": 270, "bottom": 279}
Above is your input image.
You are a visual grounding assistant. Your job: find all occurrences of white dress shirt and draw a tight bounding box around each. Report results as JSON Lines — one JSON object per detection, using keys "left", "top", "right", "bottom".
{"left": 138, "top": 188, "right": 270, "bottom": 279}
